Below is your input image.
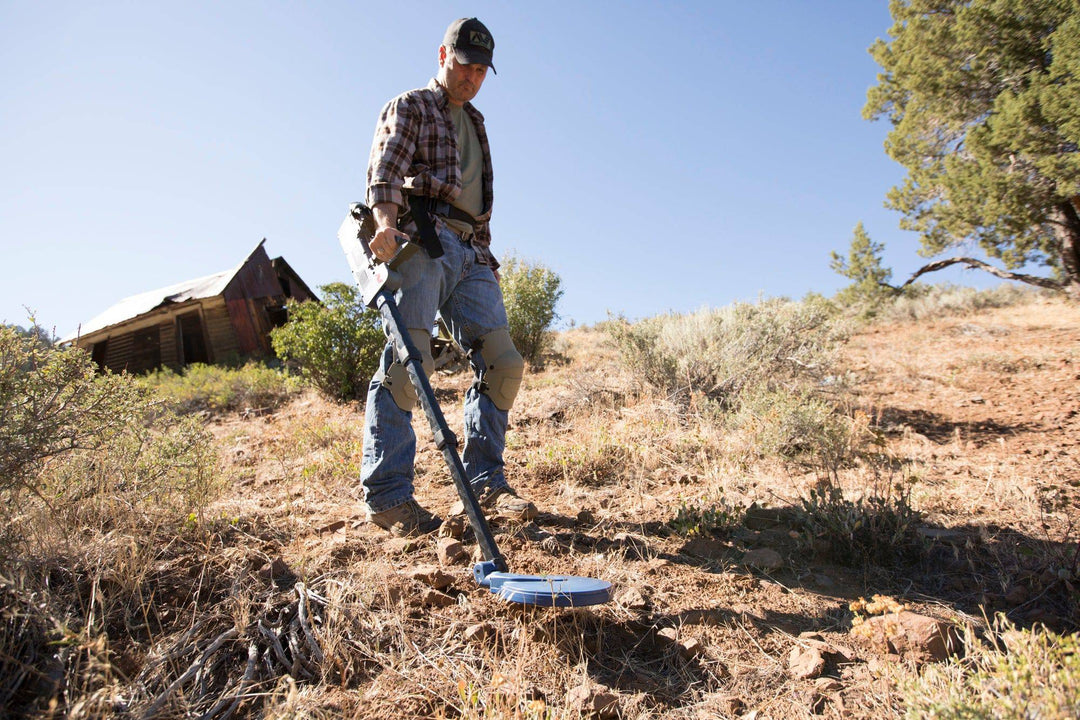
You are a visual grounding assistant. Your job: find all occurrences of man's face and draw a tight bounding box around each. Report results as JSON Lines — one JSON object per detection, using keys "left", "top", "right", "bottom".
{"left": 439, "top": 46, "right": 488, "bottom": 105}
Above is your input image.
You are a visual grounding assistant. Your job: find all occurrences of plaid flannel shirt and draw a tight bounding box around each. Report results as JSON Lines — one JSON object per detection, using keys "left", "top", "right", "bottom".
{"left": 366, "top": 78, "right": 498, "bottom": 268}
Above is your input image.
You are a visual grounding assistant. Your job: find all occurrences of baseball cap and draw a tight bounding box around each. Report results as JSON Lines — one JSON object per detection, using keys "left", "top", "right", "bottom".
{"left": 443, "top": 17, "right": 496, "bottom": 74}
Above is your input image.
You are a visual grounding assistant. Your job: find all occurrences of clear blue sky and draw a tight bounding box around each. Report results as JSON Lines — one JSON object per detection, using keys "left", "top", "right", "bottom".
{"left": 1, "top": 1, "right": 997, "bottom": 338}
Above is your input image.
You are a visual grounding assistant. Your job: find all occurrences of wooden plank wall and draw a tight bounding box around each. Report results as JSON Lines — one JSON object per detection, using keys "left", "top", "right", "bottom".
{"left": 203, "top": 299, "right": 241, "bottom": 361}
{"left": 99, "top": 321, "right": 175, "bottom": 374}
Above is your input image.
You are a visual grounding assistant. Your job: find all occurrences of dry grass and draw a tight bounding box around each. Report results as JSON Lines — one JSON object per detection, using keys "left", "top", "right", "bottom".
{"left": 2, "top": 292, "right": 1079, "bottom": 718}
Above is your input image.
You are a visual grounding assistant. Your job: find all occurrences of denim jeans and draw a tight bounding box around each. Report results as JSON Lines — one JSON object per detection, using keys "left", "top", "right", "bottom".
{"left": 360, "top": 224, "right": 511, "bottom": 513}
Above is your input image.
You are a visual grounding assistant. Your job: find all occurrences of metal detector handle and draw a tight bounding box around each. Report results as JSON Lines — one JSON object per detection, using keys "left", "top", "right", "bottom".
{"left": 372, "top": 287, "right": 508, "bottom": 572}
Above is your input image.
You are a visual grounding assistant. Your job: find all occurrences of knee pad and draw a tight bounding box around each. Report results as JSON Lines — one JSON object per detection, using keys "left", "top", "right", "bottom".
{"left": 377, "top": 328, "right": 434, "bottom": 411}
{"left": 477, "top": 328, "right": 524, "bottom": 411}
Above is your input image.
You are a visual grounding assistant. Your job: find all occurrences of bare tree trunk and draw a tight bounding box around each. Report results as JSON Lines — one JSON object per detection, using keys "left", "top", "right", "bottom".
{"left": 1053, "top": 200, "right": 1080, "bottom": 301}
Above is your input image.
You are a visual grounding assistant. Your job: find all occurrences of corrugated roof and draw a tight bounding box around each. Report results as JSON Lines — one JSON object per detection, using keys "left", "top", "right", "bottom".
{"left": 60, "top": 240, "right": 264, "bottom": 344}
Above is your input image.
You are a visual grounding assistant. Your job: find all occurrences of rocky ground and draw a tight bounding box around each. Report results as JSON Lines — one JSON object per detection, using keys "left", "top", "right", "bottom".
{"left": 101, "top": 297, "right": 1080, "bottom": 718}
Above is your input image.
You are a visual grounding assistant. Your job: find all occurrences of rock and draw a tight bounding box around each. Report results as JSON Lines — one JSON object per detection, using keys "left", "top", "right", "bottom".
{"left": 464, "top": 622, "right": 495, "bottom": 642}
{"left": 577, "top": 508, "right": 595, "bottom": 525}
{"left": 680, "top": 536, "right": 728, "bottom": 560}
{"left": 656, "top": 627, "right": 702, "bottom": 659}
{"left": 788, "top": 645, "right": 826, "bottom": 679}
{"left": 258, "top": 556, "right": 292, "bottom": 580}
{"left": 382, "top": 537, "right": 418, "bottom": 555}
{"left": 617, "top": 587, "right": 649, "bottom": 610}
{"left": 744, "top": 504, "right": 786, "bottom": 530}
{"left": 437, "top": 537, "right": 466, "bottom": 565}
{"left": 566, "top": 684, "right": 619, "bottom": 719}
{"left": 406, "top": 565, "right": 455, "bottom": 590}
{"left": 656, "top": 627, "right": 680, "bottom": 646}
{"left": 814, "top": 678, "right": 842, "bottom": 693}
{"left": 439, "top": 515, "right": 467, "bottom": 539}
{"left": 679, "top": 637, "right": 705, "bottom": 659}
{"left": 318, "top": 519, "right": 346, "bottom": 534}
{"left": 854, "top": 611, "right": 962, "bottom": 662}
{"left": 418, "top": 588, "right": 456, "bottom": 608}
{"left": 742, "top": 548, "right": 783, "bottom": 570}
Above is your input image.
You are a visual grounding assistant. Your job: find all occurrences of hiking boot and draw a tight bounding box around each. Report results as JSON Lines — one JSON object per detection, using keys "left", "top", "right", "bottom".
{"left": 369, "top": 500, "right": 443, "bottom": 537}
{"left": 482, "top": 486, "right": 539, "bottom": 521}
{"left": 449, "top": 486, "right": 539, "bottom": 522}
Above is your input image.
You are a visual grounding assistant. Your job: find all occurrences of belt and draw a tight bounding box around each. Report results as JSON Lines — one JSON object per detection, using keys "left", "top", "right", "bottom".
{"left": 411, "top": 196, "right": 479, "bottom": 231}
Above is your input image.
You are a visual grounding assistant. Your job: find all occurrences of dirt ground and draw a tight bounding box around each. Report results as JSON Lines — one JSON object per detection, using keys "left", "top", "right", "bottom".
{"left": 197, "top": 297, "right": 1079, "bottom": 718}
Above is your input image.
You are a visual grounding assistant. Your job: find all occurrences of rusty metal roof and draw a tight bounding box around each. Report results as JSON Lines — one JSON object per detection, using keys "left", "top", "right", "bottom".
{"left": 60, "top": 240, "right": 265, "bottom": 344}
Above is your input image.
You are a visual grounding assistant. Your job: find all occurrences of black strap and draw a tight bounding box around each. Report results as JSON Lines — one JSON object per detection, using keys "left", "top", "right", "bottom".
{"left": 405, "top": 195, "right": 444, "bottom": 259}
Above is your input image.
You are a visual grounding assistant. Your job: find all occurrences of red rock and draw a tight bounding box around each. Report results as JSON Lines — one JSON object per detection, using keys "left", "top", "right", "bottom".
{"left": 788, "top": 645, "right": 826, "bottom": 679}
{"left": 406, "top": 564, "right": 455, "bottom": 590}
{"left": 437, "top": 537, "right": 466, "bottom": 565}
{"left": 566, "top": 684, "right": 619, "bottom": 719}
{"left": 855, "top": 611, "right": 962, "bottom": 662}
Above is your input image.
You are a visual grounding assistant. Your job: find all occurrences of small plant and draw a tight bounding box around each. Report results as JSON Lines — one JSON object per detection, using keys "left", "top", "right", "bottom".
{"left": 270, "top": 282, "right": 385, "bottom": 401}
{"left": 898, "top": 616, "right": 1080, "bottom": 719}
{"left": 797, "top": 481, "right": 923, "bottom": 567}
{"left": 668, "top": 495, "right": 742, "bottom": 537}
{"left": 731, "top": 385, "right": 853, "bottom": 467}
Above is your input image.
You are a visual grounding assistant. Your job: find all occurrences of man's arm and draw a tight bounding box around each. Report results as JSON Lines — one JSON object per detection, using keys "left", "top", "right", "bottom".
{"left": 366, "top": 95, "right": 418, "bottom": 262}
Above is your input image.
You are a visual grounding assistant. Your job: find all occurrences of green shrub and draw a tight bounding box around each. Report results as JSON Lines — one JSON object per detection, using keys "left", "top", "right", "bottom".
{"left": 270, "top": 282, "right": 385, "bottom": 401}
{"left": 899, "top": 617, "right": 1080, "bottom": 719}
{"left": 39, "top": 410, "right": 221, "bottom": 531}
{"left": 141, "top": 362, "right": 298, "bottom": 414}
{"left": 606, "top": 297, "right": 848, "bottom": 410}
{"left": 731, "top": 385, "right": 853, "bottom": 465}
{"left": 500, "top": 255, "right": 563, "bottom": 365}
{"left": 668, "top": 495, "right": 742, "bottom": 537}
{"left": 0, "top": 326, "right": 147, "bottom": 496}
{"left": 0, "top": 327, "right": 221, "bottom": 546}
{"left": 797, "top": 481, "right": 923, "bottom": 567}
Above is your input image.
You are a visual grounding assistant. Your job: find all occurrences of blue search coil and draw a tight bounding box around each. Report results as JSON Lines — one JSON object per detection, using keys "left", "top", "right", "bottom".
{"left": 483, "top": 572, "right": 613, "bottom": 607}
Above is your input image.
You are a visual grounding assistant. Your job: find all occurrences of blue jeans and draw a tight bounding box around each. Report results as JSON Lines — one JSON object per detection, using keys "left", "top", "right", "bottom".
{"left": 360, "top": 225, "right": 511, "bottom": 513}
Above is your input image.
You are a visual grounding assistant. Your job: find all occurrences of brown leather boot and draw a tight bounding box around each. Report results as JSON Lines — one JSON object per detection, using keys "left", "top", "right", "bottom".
{"left": 369, "top": 500, "right": 443, "bottom": 537}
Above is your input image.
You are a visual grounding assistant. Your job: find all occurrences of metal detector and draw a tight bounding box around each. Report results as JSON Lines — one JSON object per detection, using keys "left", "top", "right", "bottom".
{"left": 339, "top": 205, "right": 612, "bottom": 607}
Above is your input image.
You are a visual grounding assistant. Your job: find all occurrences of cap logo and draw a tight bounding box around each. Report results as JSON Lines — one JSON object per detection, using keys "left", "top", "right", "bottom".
{"left": 468, "top": 30, "right": 493, "bottom": 50}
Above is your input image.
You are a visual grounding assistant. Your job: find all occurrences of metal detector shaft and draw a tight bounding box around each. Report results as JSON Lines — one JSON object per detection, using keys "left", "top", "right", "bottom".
{"left": 372, "top": 288, "right": 508, "bottom": 573}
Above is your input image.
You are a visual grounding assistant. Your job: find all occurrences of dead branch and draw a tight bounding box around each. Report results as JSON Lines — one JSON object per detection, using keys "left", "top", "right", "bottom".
{"left": 887, "top": 256, "right": 1062, "bottom": 292}
{"left": 296, "top": 583, "right": 325, "bottom": 664}
{"left": 142, "top": 627, "right": 238, "bottom": 719}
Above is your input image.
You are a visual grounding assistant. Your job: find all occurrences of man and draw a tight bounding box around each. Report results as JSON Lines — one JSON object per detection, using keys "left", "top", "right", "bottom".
{"left": 360, "top": 17, "right": 537, "bottom": 537}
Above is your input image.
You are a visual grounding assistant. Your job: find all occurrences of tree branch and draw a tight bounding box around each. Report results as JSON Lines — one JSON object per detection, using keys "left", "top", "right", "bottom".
{"left": 886, "top": 257, "right": 1063, "bottom": 292}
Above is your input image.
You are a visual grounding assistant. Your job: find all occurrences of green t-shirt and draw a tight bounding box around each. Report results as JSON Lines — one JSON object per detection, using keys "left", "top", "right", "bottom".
{"left": 447, "top": 103, "right": 484, "bottom": 236}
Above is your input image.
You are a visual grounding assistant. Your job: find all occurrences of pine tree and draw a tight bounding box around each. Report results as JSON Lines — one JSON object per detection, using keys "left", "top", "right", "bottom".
{"left": 865, "top": 0, "right": 1080, "bottom": 298}
{"left": 830, "top": 222, "right": 894, "bottom": 307}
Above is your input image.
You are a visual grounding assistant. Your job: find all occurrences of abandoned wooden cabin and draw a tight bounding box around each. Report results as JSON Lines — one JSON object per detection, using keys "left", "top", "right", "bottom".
{"left": 61, "top": 240, "right": 318, "bottom": 373}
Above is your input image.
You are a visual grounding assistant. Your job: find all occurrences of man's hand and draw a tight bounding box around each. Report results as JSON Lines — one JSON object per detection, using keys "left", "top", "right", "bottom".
{"left": 370, "top": 225, "right": 408, "bottom": 263}
{"left": 370, "top": 203, "right": 405, "bottom": 263}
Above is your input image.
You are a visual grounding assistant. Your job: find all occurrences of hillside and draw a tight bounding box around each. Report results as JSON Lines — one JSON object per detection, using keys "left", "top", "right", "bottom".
{"left": 4, "top": 295, "right": 1079, "bottom": 719}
